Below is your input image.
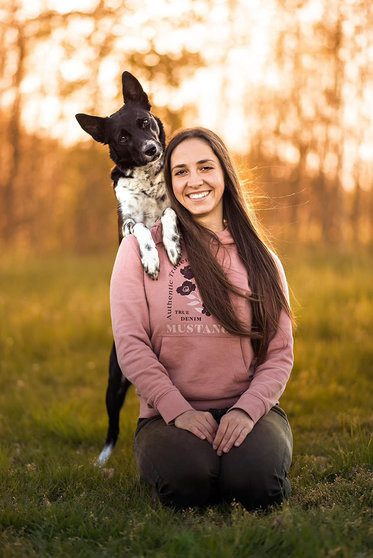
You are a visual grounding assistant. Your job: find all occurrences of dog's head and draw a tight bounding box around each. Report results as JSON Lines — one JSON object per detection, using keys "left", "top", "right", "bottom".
{"left": 75, "top": 71, "right": 165, "bottom": 172}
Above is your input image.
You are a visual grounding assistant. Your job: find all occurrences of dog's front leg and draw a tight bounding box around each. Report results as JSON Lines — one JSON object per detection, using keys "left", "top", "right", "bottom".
{"left": 132, "top": 223, "right": 160, "bottom": 280}
{"left": 161, "top": 208, "right": 181, "bottom": 266}
{"left": 122, "top": 217, "right": 136, "bottom": 237}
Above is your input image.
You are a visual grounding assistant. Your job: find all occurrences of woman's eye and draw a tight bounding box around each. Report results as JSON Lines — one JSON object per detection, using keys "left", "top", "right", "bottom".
{"left": 174, "top": 169, "right": 186, "bottom": 176}
{"left": 119, "top": 135, "right": 128, "bottom": 143}
{"left": 201, "top": 166, "right": 213, "bottom": 171}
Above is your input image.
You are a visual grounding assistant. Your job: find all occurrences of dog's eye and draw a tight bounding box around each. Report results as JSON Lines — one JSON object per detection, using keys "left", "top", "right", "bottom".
{"left": 119, "top": 135, "right": 128, "bottom": 143}
{"left": 141, "top": 119, "right": 150, "bottom": 128}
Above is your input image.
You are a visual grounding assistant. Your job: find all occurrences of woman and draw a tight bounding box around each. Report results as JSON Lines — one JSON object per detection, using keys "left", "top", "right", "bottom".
{"left": 110, "top": 127, "right": 294, "bottom": 511}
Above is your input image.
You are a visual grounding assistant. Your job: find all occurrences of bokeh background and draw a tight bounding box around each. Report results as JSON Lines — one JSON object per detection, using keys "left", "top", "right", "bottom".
{"left": 1, "top": 0, "right": 373, "bottom": 254}
{"left": 1, "top": 2, "right": 373, "bottom": 554}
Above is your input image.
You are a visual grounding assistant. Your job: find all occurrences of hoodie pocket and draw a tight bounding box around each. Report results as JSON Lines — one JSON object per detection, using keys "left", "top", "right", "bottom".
{"left": 158, "top": 334, "right": 252, "bottom": 401}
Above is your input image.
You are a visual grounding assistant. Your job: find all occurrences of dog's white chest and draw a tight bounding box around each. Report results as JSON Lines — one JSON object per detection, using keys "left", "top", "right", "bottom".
{"left": 114, "top": 167, "right": 168, "bottom": 228}
{"left": 112, "top": 163, "right": 180, "bottom": 280}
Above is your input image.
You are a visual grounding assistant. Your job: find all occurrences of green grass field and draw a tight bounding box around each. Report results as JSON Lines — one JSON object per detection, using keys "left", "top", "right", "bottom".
{"left": 0, "top": 247, "right": 372, "bottom": 557}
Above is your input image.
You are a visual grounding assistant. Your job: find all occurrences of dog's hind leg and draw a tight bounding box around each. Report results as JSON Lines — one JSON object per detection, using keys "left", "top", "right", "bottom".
{"left": 97, "top": 342, "right": 131, "bottom": 467}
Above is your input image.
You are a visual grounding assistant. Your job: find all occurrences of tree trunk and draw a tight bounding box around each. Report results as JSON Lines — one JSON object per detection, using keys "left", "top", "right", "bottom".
{"left": 3, "top": 23, "right": 25, "bottom": 242}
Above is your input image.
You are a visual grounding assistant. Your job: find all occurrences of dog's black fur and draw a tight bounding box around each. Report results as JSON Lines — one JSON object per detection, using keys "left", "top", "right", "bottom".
{"left": 76, "top": 71, "right": 180, "bottom": 465}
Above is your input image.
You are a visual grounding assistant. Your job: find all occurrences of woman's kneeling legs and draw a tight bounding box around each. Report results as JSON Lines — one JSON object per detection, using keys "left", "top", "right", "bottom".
{"left": 133, "top": 407, "right": 292, "bottom": 511}
{"left": 219, "top": 407, "right": 293, "bottom": 511}
{"left": 134, "top": 416, "right": 220, "bottom": 509}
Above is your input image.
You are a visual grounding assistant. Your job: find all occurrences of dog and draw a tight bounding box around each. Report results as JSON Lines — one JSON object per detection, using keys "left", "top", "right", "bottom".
{"left": 76, "top": 71, "right": 181, "bottom": 465}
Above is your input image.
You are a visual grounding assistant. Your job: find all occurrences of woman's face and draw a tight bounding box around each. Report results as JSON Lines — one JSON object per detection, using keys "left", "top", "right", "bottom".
{"left": 170, "top": 138, "right": 225, "bottom": 232}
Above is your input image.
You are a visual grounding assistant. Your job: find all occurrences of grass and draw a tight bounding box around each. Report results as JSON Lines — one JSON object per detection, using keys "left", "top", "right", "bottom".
{"left": 0, "top": 246, "right": 372, "bottom": 557}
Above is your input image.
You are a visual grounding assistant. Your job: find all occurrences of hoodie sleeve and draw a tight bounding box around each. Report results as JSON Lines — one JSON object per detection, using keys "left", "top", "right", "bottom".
{"left": 110, "top": 235, "right": 193, "bottom": 424}
{"left": 229, "top": 253, "right": 294, "bottom": 423}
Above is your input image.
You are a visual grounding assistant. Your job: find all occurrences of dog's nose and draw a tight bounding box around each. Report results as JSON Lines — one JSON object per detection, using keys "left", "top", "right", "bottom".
{"left": 145, "top": 145, "right": 157, "bottom": 158}
{"left": 142, "top": 140, "right": 160, "bottom": 161}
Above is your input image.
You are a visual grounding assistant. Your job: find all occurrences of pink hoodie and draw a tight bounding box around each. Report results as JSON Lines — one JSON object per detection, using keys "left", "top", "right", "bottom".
{"left": 110, "top": 221, "right": 293, "bottom": 425}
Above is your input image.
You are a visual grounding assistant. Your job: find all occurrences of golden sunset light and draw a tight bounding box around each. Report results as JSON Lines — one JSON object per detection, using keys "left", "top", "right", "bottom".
{"left": 1, "top": 0, "right": 373, "bottom": 249}
{"left": 1, "top": 3, "right": 373, "bottom": 551}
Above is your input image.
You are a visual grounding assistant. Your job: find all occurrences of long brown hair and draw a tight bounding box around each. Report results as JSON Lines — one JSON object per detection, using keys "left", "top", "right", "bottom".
{"left": 163, "top": 127, "right": 292, "bottom": 365}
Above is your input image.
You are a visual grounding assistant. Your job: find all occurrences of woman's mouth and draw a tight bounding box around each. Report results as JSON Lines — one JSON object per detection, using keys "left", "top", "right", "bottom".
{"left": 187, "top": 191, "right": 211, "bottom": 200}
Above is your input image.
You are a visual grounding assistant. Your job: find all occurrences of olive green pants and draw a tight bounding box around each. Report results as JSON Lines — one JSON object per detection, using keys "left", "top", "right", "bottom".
{"left": 134, "top": 406, "right": 293, "bottom": 511}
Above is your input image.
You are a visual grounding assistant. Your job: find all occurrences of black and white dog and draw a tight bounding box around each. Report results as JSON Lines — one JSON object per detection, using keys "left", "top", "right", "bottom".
{"left": 76, "top": 71, "right": 181, "bottom": 465}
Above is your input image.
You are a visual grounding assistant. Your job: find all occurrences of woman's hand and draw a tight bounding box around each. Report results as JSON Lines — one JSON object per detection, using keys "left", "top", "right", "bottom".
{"left": 213, "top": 409, "right": 254, "bottom": 456}
{"left": 174, "top": 410, "right": 218, "bottom": 444}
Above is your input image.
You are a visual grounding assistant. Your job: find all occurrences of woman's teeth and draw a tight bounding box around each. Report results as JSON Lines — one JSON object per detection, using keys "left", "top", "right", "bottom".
{"left": 188, "top": 191, "right": 210, "bottom": 199}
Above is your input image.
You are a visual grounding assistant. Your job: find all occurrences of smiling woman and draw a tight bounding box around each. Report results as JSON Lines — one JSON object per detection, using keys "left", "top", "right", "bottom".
{"left": 110, "top": 126, "right": 294, "bottom": 511}
{"left": 170, "top": 138, "right": 226, "bottom": 232}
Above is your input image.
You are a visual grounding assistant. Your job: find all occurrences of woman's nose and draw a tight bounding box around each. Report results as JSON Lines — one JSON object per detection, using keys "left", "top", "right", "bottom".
{"left": 187, "top": 171, "right": 203, "bottom": 187}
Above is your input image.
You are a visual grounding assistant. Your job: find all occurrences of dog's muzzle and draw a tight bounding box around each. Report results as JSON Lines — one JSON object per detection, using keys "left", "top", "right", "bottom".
{"left": 142, "top": 140, "right": 162, "bottom": 163}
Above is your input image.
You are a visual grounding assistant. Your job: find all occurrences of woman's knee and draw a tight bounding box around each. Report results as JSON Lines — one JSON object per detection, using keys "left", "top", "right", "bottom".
{"left": 134, "top": 419, "right": 219, "bottom": 508}
{"left": 156, "top": 464, "right": 216, "bottom": 508}
{"left": 219, "top": 460, "right": 291, "bottom": 510}
{"left": 218, "top": 409, "right": 293, "bottom": 510}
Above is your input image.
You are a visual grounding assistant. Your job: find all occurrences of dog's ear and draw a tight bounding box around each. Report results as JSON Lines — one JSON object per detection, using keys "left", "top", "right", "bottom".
{"left": 154, "top": 116, "right": 166, "bottom": 150}
{"left": 75, "top": 113, "right": 108, "bottom": 144}
{"left": 122, "top": 71, "right": 151, "bottom": 110}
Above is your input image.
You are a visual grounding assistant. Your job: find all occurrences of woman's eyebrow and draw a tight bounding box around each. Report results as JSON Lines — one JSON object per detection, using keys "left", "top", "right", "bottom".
{"left": 197, "top": 159, "right": 215, "bottom": 165}
{"left": 171, "top": 159, "right": 215, "bottom": 171}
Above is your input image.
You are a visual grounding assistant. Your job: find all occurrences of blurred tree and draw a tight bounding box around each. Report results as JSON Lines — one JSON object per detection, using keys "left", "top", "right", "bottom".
{"left": 240, "top": 0, "right": 373, "bottom": 245}
{"left": 0, "top": 0, "right": 372, "bottom": 250}
{"left": 0, "top": 0, "right": 204, "bottom": 251}
{"left": 1, "top": 1, "right": 25, "bottom": 242}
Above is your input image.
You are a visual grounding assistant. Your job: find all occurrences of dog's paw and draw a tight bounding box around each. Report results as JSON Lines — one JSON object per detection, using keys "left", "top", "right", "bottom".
{"left": 164, "top": 236, "right": 182, "bottom": 266}
{"left": 161, "top": 208, "right": 181, "bottom": 266}
{"left": 140, "top": 249, "right": 160, "bottom": 280}
{"left": 96, "top": 444, "right": 114, "bottom": 467}
{"left": 133, "top": 222, "right": 160, "bottom": 280}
